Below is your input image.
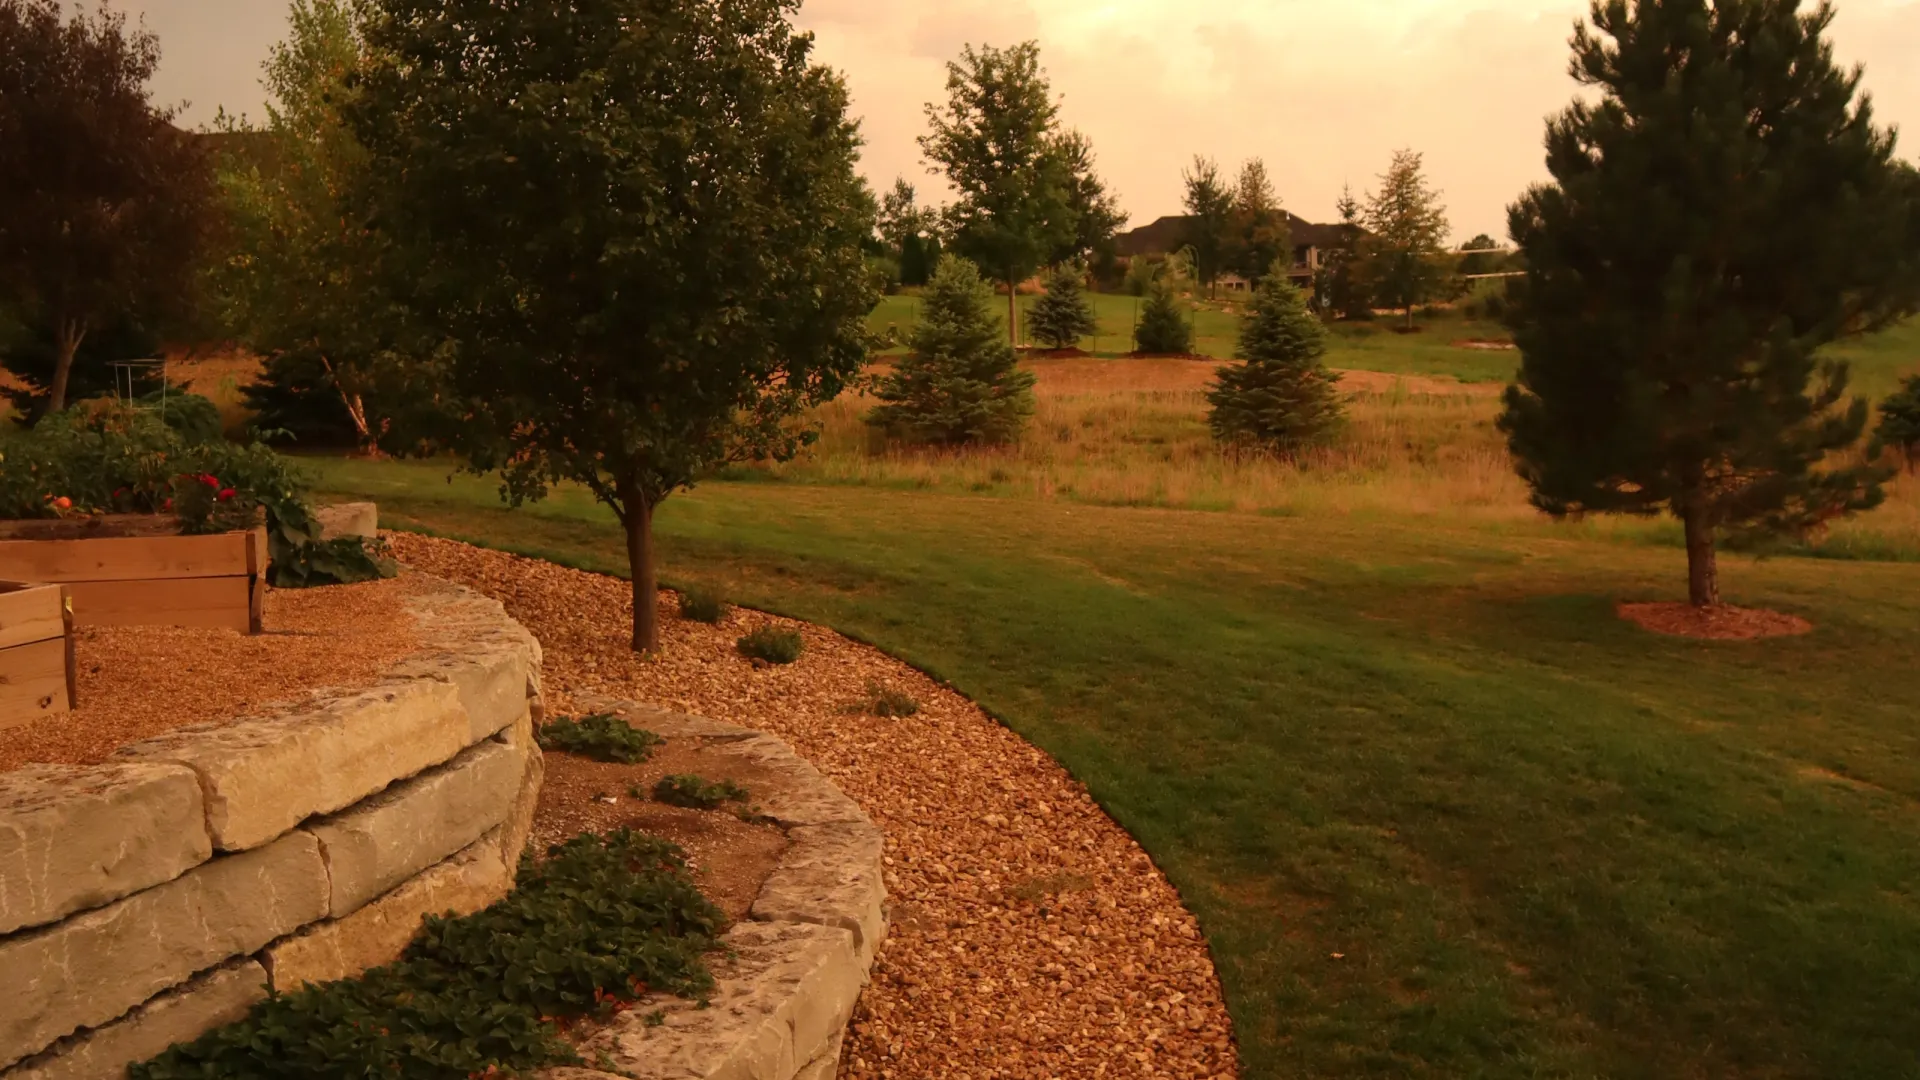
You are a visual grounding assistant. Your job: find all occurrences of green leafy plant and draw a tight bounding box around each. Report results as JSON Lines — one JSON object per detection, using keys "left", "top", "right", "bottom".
{"left": 1875, "top": 374, "right": 1920, "bottom": 469}
{"left": 736, "top": 627, "right": 805, "bottom": 665}
{"left": 653, "top": 774, "right": 750, "bottom": 810}
{"left": 854, "top": 679, "right": 920, "bottom": 718}
{"left": 678, "top": 587, "right": 728, "bottom": 624}
{"left": 132, "top": 830, "right": 723, "bottom": 1080}
{"left": 536, "top": 713, "right": 662, "bottom": 764}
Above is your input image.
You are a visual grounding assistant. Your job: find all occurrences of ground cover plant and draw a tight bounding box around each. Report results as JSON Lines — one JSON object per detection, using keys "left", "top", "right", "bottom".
{"left": 536, "top": 713, "right": 662, "bottom": 764}
{"left": 313, "top": 449, "right": 1920, "bottom": 1079}
{"left": 132, "top": 831, "right": 723, "bottom": 1080}
{"left": 652, "top": 774, "right": 750, "bottom": 810}
{"left": 736, "top": 627, "right": 805, "bottom": 665}
{"left": 677, "top": 586, "right": 729, "bottom": 624}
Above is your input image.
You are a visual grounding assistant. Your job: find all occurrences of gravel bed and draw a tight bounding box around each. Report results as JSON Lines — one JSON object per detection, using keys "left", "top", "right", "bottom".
{"left": 0, "top": 575, "right": 425, "bottom": 771}
{"left": 386, "top": 533, "right": 1239, "bottom": 1079}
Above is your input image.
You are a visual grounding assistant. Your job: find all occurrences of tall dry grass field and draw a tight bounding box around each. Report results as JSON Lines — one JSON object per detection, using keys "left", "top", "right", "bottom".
{"left": 748, "top": 356, "right": 1920, "bottom": 559}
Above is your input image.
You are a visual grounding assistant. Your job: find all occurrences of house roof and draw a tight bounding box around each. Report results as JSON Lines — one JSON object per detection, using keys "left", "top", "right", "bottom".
{"left": 1114, "top": 211, "right": 1351, "bottom": 256}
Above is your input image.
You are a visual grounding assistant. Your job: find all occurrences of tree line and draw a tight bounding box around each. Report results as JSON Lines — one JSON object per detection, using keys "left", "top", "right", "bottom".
{"left": 3, "top": 0, "right": 1919, "bottom": 638}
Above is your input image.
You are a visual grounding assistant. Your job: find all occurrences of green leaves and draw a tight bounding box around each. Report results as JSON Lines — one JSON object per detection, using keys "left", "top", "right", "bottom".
{"left": 1208, "top": 274, "right": 1345, "bottom": 454}
{"left": 536, "top": 713, "right": 663, "bottom": 764}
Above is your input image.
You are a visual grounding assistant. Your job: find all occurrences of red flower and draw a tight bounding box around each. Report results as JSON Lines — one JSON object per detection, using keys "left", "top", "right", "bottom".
{"left": 200, "top": 474, "right": 220, "bottom": 487}
{"left": 162, "top": 498, "right": 174, "bottom": 512}
{"left": 217, "top": 488, "right": 237, "bottom": 502}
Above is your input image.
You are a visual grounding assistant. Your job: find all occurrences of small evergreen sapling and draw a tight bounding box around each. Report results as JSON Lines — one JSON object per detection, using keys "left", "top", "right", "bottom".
{"left": 1876, "top": 375, "right": 1920, "bottom": 469}
{"left": 1027, "top": 263, "right": 1097, "bottom": 351}
{"left": 868, "top": 255, "right": 1037, "bottom": 444}
{"left": 1208, "top": 272, "right": 1344, "bottom": 453}
{"left": 1133, "top": 275, "right": 1192, "bottom": 355}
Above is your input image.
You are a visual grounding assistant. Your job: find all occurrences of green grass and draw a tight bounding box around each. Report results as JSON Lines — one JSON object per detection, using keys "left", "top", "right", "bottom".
{"left": 312, "top": 456, "right": 1920, "bottom": 1080}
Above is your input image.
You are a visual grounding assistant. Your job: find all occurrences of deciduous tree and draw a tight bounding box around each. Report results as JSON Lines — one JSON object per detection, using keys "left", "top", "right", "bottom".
{"left": 921, "top": 42, "right": 1075, "bottom": 347}
{"left": 0, "top": 0, "right": 215, "bottom": 416}
{"left": 1227, "top": 158, "right": 1292, "bottom": 285}
{"left": 1181, "top": 155, "right": 1234, "bottom": 298}
{"left": 1208, "top": 269, "right": 1344, "bottom": 453}
{"left": 350, "top": 0, "right": 876, "bottom": 651}
{"left": 1053, "top": 130, "right": 1126, "bottom": 268}
{"left": 1501, "top": 0, "right": 1920, "bottom": 608}
{"left": 868, "top": 255, "right": 1036, "bottom": 443}
{"left": 1313, "top": 185, "right": 1373, "bottom": 320}
{"left": 1364, "top": 149, "right": 1451, "bottom": 329}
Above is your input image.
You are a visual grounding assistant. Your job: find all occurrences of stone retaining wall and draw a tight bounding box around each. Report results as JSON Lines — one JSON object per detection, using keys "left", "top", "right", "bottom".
{"left": 0, "top": 580, "right": 545, "bottom": 1079}
{"left": 550, "top": 698, "right": 887, "bottom": 1080}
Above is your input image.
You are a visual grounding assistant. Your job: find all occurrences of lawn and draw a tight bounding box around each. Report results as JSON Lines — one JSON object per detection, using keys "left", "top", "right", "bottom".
{"left": 311, "top": 455, "right": 1920, "bottom": 1080}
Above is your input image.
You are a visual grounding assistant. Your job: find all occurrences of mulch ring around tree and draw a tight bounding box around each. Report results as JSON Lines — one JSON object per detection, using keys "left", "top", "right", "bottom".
{"left": 384, "top": 532, "right": 1241, "bottom": 1080}
{"left": 1020, "top": 346, "right": 1093, "bottom": 359}
{"left": 1617, "top": 601, "right": 1814, "bottom": 641}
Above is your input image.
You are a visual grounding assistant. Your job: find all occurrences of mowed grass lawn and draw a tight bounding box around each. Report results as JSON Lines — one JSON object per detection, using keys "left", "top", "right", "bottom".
{"left": 312, "top": 456, "right": 1920, "bottom": 1079}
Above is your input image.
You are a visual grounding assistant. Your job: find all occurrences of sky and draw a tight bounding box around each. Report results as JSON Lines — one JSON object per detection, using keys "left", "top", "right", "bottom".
{"left": 120, "top": 0, "right": 1920, "bottom": 241}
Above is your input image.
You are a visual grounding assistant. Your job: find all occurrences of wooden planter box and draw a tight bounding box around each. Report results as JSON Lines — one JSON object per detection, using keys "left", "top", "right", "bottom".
{"left": 0, "top": 580, "right": 76, "bottom": 731}
{"left": 0, "top": 520, "right": 267, "bottom": 635}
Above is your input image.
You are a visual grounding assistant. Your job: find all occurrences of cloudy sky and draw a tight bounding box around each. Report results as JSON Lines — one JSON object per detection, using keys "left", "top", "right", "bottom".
{"left": 123, "top": 0, "right": 1920, "bottom": 240}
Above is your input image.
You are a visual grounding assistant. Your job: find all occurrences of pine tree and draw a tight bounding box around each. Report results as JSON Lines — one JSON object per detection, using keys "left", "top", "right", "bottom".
{"left": 1208, "top": 270, "right": 1344, "bottom": 453}
{"left": 868, "top": 255, "right": 1037, "bottom": 444}
{"left": 1181, "top": 156, "right": 1234, "bottom": 298}
{"left": 1133, "top": 274, "right": 1192, "bottom": 355}
{"left": 1028, "top": 263, "right": 1097, "bottom": 351}
{"left": 1313, "top": 185, "right": 1373, "bottom": 320}
{"left": 1501, "top": 0, "right": 1920, "bottom": 609}
{"left": 1876, "top": 375, "right": 1920, "bottom": 470}
{"left": 1227, "top": 158, "right": 1292, "bottom": 284}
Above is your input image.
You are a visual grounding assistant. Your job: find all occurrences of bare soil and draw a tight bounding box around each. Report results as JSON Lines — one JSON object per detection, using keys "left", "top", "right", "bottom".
{"left": 386, "top": 533, "right": 1240, "bottom": 1080}
{"left": 1618, "top": 601, "right": 1814, "bottom": 641}
{"left": 0, "top": 514, "right": 191, "bottom": 541}
{"left": 531, "top": 735, "right": 788, "bottom": 921}
{"left": 0, "top": 575, "right": 426, "bottom": 771}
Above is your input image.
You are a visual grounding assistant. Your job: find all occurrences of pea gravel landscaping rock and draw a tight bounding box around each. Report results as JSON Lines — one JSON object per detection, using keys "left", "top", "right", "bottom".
{"left": 385, "top": 533, "right": 1239, "bottom": 1080}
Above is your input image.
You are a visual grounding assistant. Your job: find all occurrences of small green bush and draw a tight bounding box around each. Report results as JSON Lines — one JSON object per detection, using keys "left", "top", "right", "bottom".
{"left": 653, "top": 774, "right": 750, "bottom": 810}
{"left": 536, "top": 713, "right": 662, "bottom": 763}
{"left": 132, "top": 831, "right": 723, "bottom": 1080}
{"left": 1875, "top": 374, "right": 1920, "bottom": 468}
{"left": 1134, "top": 276, "right": 1193, "bottom": 354}
{"left": 865, "top": 255, "right": 1037, "bottom": 445}
{"left": 858, "top": 679, "right": 920, "bottom": 718}
{"left": 737, "top": 627, "right": 805, "bottom": 665}
{"left": 678, "top": 587, "right": 728, "bottom": 624}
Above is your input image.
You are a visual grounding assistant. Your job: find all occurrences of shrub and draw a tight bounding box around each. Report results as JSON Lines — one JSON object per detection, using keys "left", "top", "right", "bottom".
{"left": 132, "top": 831, "right": 723, "bottom": 1080}
{"left": 142, "top": 391, "right": 224, "bottom": 445}
{"left": 737, "top": 627, "right": 805, "bottom": 665}
{"left": 1028, "top": 263, "right": 1098, "bottom": 350}
{"left": 1208, "top": 273, "right": 1345, "bottom": 454}
{"left": 536, "top": 713, "right": 662, "bottom": 763}
{"left": 678, "top": 587, "right": 728, "bottom": 624}
{"left": 653, "top": 774, "right": 750, "bottom": 810}
{"left": 1875, "top": 374, "right": 1920, "bottom": 468}
{"left": 866, "top": 255, "right": 1037, "bottom": 445}
{"left": 1133, "top": 276, "right": 1193, "bottom": 355}
{"left": 856, "top": 679, "right": 920, "bottom": 718}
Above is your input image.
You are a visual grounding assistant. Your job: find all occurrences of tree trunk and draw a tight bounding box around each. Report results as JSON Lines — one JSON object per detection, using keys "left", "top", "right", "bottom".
{"left": 1683, "top": 505, "right": 1720, "bottom": 608}
{"left": 47, "top": 318, "right": 86, "bottom": 416}
{"left": 1007, "top": 281, "right": 1019, "bottom": 348}
{"left": 316, "top": 356, "right": 379, "bottom": 455}
{"left": 623, "top": 495, "right": 660, "bottom": 653}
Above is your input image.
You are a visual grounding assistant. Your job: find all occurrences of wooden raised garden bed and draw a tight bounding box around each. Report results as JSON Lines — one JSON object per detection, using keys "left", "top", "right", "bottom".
{"left": 0, "top": 518, "right": 268, "bottom": 635}
{"left": 0, "top": 580, "right": 76, "bottom": 732}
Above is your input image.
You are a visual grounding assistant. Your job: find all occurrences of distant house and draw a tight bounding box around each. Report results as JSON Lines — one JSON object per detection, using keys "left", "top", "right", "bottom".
{"left": 1113, "top": 212, "right": 1351, "bottom": 289}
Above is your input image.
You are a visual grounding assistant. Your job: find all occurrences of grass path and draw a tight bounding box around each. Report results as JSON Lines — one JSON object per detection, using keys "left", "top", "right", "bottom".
{"left": 315, "top": 460, "right": 1920, "bottom": 1079}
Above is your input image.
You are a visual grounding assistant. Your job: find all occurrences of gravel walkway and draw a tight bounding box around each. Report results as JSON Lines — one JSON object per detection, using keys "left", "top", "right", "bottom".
{"left": 387, "top": 534, "right": 1239, "bottom": 1080}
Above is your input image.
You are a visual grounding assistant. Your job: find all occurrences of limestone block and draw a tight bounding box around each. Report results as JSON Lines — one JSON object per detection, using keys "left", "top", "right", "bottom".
{"left": 793, "top": 1029, "right": 845, "bottom": 1080}
{"left": 306, "top": 739, "right": 522, "bottom": 916}
{"left": 3, "top": 960, "right": 268, "bottom": 1080}
{"left": 312, "top": 502, "right": 378, "bottom": 541}
{"left": 0, "top": 764, "right": 210, "bottom": 936}
{"left": 118, "top": 679, "right": 471, "bottom": 852}
{"left": 728, "top": 736, "right": 867, "bottom": 828}
{"left": 264, "top": 834, "right": 511, "bottom": 990}
{"left": 386, "top": 644, "right": 530, "bottom": 744}
{"left": 751, "top": 821, "right": 887, "bottom": 968}
{"left": 0, "top": 833, "right": 326, "bottom": 1069}
{"left": 577, "top": 921, "right": 863, "bottom": 1080}
{"left": 496, "top": 723, "right": 544, "bottom": 868}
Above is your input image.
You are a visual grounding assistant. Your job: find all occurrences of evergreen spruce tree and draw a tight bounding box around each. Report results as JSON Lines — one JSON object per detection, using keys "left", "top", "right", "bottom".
{"left": 1208, "top": 269, "right": 1344, "bottom": 453}
{"left": 1875, "top": 374, "right": 1920, "bottom": 469}
{"left": 1028, "top": 263, "right": 1097, "bottom": 351}
{"left": 868, "top": 255, "right": 1036, "bottom": 444}
{"left": 1501, "top": 0, "right": 1920, "bottom": 608}
{"left": 1133, "top": 275, "right": 1193, "bottom": 355}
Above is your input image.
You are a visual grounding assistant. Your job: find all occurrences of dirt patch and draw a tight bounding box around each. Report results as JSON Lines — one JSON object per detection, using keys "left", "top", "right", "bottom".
{"left": 1618, "top": 601, "right": 1813, "bottom": 641}
{"left": 532, "top": 734, "right": 788, "bottom": 921}
{"left": 1021, "top": 346, "right": 1093, "bottom": 359}
{"left": 1126, "top": 350, "right": 1218, "bottom": 361}
{"left": 0, "top": 574, "right": 427, "bottom": 771}
{"left": 0, "top": 513, "right": 194, "bottom": 541}
{"left": 385, "top": 533, "right": 1240, "bottom": 1080}
{"left": 1452, "top": 339, "right": 1517, "bottom": 351}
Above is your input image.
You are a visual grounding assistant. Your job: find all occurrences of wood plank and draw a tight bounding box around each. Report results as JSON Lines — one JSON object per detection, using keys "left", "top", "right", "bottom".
{"left": 246, "top": 528, "right": 267, "bottom": 634}
{"left": 61, "top": 586, "right": 77, "bottom": 710}
{"left": 66, "top": 576, "right": 254, "bottom": 633}
{"left": 0, "top": 533, "right": 252, "bottom": 584}
{"left": 0, "top": 638, "right": 72, "bottom": 732}
{"left": 0, "top": 583, "right": 65, "bottom": 650}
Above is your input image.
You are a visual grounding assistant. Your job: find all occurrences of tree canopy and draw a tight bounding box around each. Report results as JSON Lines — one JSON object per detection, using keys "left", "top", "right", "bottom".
{"left": 1209, "top": 271, "right": 1344, "bottom": 454}
{"left": 1227, "top": 158, "right": 1292, "bottom": 285}
{"left": 0, "top": 0, "right": 215, "bottom": 416}
{"left": 1181, "top": 155, "right": 1235, "bottom": 297}
{"left": 868, "top": 254, "right": 1036, "bottom": 444}
{"left": 348, "top": 0, "right": 876, "bottom": 651}
{"left": 1500, "top": 0, "right": 1920, "bottom": 607}
{"left": 1363, "top": 149, "right": 1451, "bottom": 328}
